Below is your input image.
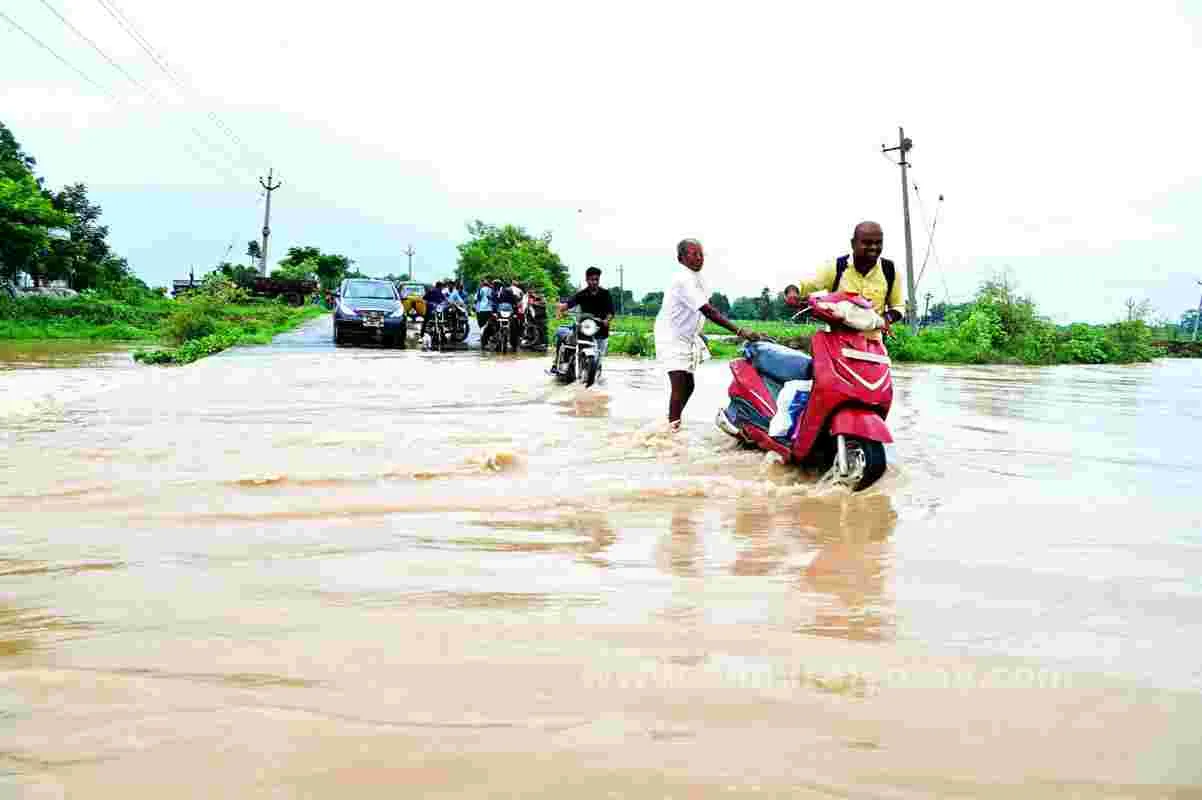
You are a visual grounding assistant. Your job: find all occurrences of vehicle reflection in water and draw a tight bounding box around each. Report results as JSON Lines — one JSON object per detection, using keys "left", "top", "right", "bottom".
{"left": 797, "top": 494, "right": 897, "bottom": 642}
{"left": 656, "top": 506, "right": 702, "bottom": 579}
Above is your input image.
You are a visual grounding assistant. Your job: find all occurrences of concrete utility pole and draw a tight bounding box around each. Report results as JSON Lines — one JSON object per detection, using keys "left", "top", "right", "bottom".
{"left": 924, "top": 292, "right": 933, "bottom": 326}
{"left": 882, "top": 128, "right": 918, "bottom": 331}
{"left": 257, "top": 169, "right": 282, "bottom": 276}
{"left": 617, "top": 264, "right": 625, "bottom": 315}
{"left": 1193, "top": 280, "right": 1202, "bottom": 341}
{"left": 404, "top": 245, "right": 416, "bottom": 280}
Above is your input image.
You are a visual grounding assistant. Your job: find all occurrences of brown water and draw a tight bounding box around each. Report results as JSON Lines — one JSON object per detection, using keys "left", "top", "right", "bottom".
{"left": 2, "top": 319, "right": 1201, "bottom": 797}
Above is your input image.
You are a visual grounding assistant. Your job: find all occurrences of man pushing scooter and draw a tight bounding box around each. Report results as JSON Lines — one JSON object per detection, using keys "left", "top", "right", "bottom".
{"left": 716, "top": 221, "right": 906, "bottom": 491}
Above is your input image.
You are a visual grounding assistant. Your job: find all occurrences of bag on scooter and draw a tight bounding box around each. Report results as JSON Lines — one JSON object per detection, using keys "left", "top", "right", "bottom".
{"left": 767, "top": 379, "right": 811, "bottom": 438}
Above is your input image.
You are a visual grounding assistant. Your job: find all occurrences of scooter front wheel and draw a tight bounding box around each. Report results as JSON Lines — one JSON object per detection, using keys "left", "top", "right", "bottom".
{"left": 838, "top": 436, "right": 887, "bottom": 491}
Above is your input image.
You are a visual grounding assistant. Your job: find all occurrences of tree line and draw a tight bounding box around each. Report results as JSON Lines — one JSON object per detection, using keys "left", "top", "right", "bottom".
{"left": 604, "top": 287, "right": 796, "bottom": 321}
{"left": 1, "top": 121, "right": 140, "bottom": 293}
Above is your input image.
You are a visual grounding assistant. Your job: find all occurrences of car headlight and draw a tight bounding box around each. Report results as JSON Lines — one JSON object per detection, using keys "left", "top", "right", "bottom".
{"left": 337, "top": 300, "right": 359, "bottom": 316}
{"left": 579, "top": 319, "right": 599, "bottom": 336}
{"left": 388, "top": 306, "right": 404, "bottom": 318}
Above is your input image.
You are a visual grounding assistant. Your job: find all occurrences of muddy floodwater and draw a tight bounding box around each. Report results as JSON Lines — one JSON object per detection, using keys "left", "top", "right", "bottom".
{"left": 2, "top": 318, "right": 1201, "bottom": 797}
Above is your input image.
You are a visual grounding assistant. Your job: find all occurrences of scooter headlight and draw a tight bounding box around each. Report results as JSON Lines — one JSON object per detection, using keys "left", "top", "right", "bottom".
{"left": 498, "top": 309, "right": 512, "bottom": 318}
{"left": 579, "top": 319, "right": 599, "bottom": 336}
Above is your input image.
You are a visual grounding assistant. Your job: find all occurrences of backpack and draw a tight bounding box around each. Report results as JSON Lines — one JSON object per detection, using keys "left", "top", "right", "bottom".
{"left": 832, "top": 255, "right": 895, "bottom": 301}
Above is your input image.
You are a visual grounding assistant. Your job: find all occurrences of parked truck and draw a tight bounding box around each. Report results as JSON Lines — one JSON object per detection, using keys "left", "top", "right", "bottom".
{"left": 173, "top": 276, "right": 318, "bottom": 306}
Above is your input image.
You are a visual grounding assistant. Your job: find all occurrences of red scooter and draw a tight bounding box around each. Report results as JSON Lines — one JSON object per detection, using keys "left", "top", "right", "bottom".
{"left": 715, "top": 291, "right": 893, "bottom": 491}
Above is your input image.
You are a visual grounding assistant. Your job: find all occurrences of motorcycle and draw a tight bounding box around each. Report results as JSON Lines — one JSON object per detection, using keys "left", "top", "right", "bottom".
{"left": 552, "top": 313, "right": 603, "bottom": 387}
{"left": 518, "top": 293, "right": 548, "bottom": 351}
{"left": 423, "top": 301, "right": 451, "bottom": 351}
{"left": 450, "top": 301, "right": 470, "bottom": 343}
{"left": 493, "top": 303, "right": 516, "bottom": 354}
{"left": 716, "top": 290, "right": 893, "bottom": 491}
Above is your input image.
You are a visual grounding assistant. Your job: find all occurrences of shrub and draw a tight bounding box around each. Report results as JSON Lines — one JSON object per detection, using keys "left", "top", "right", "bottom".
{"left": 1105, "top": 320, "right": 1155, "bottom": 364}
{"left": 134, "top": 329, "right": 241, "bottom": 365}
{"left": 162, "top": 296, "right": 220, "bottom": 343}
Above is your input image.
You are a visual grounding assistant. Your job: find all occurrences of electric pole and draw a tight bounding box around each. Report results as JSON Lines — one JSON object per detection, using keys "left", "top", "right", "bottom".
{"left": 1193, "top": 280, "right": 1202, "bottom": 341}
{"left": 617, "top": 264, "right": 625, "bottom": 315}
{"left": 257, "top": 169, "right": 282, "bottom": 276}
{"left": 404, "top": 245, "right": 416, "bottom": 281}
{"left": 924, "top": 291, "right": 933, "bottom": 326}
{"left": 882, "top": 128, "right": 917, "bottom": 331}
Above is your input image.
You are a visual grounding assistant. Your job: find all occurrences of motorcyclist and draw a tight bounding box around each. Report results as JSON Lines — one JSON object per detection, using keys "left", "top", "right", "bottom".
{"left": 494, "top": 280, "right": 523, "bottom": 350}
{"left": 784, "top": 221, "right": 905, "bottom": 332}
{"left": 552, "top": 266, "right": 615, "bottom": 372}
{"left": 421, "top": 281, "right": 446, "bottom": 340}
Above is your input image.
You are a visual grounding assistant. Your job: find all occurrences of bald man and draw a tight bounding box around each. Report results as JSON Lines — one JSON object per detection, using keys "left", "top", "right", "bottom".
{"left": 654, "top": 238, "right": 759, "bottom": 430}
{"left": 786, "top": 222, "right": 905, "bottom": 324}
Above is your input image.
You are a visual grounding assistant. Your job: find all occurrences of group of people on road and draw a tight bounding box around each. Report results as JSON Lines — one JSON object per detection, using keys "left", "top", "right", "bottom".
{"left": 473, "top": 276, "right": 541, "bottom": 351}
{"left": 400, "top": 220, "right": 903, "bottom": 432}
{"left": 417, "top": 279, "right": 468, "bottom": 341}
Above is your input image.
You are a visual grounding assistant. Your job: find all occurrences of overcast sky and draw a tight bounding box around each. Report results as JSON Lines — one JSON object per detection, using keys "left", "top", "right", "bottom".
{"left": 4, "top": 0, "right": 1200, "bottom": 322}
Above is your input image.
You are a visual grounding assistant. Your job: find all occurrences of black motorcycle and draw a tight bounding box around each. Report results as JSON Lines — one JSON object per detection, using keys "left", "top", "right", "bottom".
{"left": 425, "top": 303, "right": 449, "bottom": 351}
{"left": 519, "top": 297, "right": 548, "bottom": 351}
{"left": 450, "top": 302, "right": 470, "bottom": 343}
{"left": 493, "top": 303, "right": 516, "bottom": 354}
{"left": 552, "top": 313, "right": 603, "bottom": 387}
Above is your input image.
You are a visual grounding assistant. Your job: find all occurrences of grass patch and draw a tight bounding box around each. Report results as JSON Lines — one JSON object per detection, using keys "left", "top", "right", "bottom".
{"left": 552, "top": 315, "right": 818, "bottom": 361}
{"left": 3, "top": 279, "right": 325, "bottom": 366}
{"left": 133, "top": 304, "right": 324, "bottom": 365}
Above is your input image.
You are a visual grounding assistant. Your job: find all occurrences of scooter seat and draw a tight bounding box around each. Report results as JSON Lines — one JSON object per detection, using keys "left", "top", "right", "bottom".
{"left": 746, "top": 341, "right": 812, "bottom": 384}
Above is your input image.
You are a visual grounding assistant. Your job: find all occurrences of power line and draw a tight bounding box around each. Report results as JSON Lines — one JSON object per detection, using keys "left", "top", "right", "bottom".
{"left": 3, "top": 7, "right": 251, "bottom": 190}
{"left": 911, "top": 183, "right": 943, "bottom": 291}
{"left": 90, "top": 0, "right": 267, "bottom": 172}
{"left": 29, "top": 0, "right": 257, "bottom": 184}
{"left": 1, "top": 9, "right": 113, "bottom": 96}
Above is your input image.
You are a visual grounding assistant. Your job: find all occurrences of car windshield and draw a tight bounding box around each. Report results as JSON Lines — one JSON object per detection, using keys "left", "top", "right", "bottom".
{"left": 344, "top": 282, "right": 397, "bottom": 300}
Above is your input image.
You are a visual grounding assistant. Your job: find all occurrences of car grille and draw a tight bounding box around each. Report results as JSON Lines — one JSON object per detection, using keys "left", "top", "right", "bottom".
{"left": 361, "top": 311, "right": 385, "bottom": 324}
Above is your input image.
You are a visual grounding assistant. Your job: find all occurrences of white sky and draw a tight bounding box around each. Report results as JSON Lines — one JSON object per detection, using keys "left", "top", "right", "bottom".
{"left": 4, "top": 0, "right": 1201, "bottom": 323}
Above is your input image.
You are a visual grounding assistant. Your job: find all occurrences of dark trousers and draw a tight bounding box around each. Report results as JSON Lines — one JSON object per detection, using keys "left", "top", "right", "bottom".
{"left": 477, "top": 311, "right": 493, "bottom": 343}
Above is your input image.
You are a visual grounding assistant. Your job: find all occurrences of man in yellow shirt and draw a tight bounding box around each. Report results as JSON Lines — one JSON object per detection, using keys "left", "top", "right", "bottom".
{"left": 785, "top": 221, "right": 906, "bottom": 324}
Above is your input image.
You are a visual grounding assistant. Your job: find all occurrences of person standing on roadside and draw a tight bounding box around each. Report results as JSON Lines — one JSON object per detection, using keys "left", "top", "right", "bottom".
{"left": 655, "top": 239, "right": 759, "bottom": 430}
{"left": 475, "top": 277, "right": 496, "bottom": 346}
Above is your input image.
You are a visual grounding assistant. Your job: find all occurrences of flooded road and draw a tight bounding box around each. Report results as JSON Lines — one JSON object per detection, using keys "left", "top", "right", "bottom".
{"left": 2, "top": 318, "right": 1201, "bottom": 797}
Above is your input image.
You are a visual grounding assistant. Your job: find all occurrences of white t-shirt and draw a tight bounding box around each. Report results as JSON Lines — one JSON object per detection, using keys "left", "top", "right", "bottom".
{"left": 655, "top": 267, "right": 709, "bottom": 341}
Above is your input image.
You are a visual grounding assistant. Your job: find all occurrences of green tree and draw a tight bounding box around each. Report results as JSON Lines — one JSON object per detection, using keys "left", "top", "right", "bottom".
{"left": 43, "top": 183, "right": 128, "bottom": 290}
{"left": 609, "top": 286, "right": 634, "bottom": 314}
{"left": 455, "top": 221, "right": 569, "bottom": 302}
{"left": 217, "top": 262, "right": 260, "bottom": 288}
{"left": 638, "top": 291, "right": 664, "bottom": 317}
{"left": 275, "top": 246, "right": 353, "bottom": 291}
{"left": 756, "top": 287, "right": 774, "bottom": 320}
{"left": 272, "top": 261, "right": 316, "bottom": 281}
{"left": 1181, "top": 309, "right": 1200, "bottom": 336}
{"left": 0, "top": 121, "right": 38, "bottom": 181}
{"left": 1, "top": 123, "right": 73, "bottom": 285}
{"left": 245, "top": 240, "right": 262, "bottom": 266}
{"left": 730, "top": 296, "right": 758, "bottom": 320}
{"left": 708, "top": 291, "right": 731, "bottom": 315}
